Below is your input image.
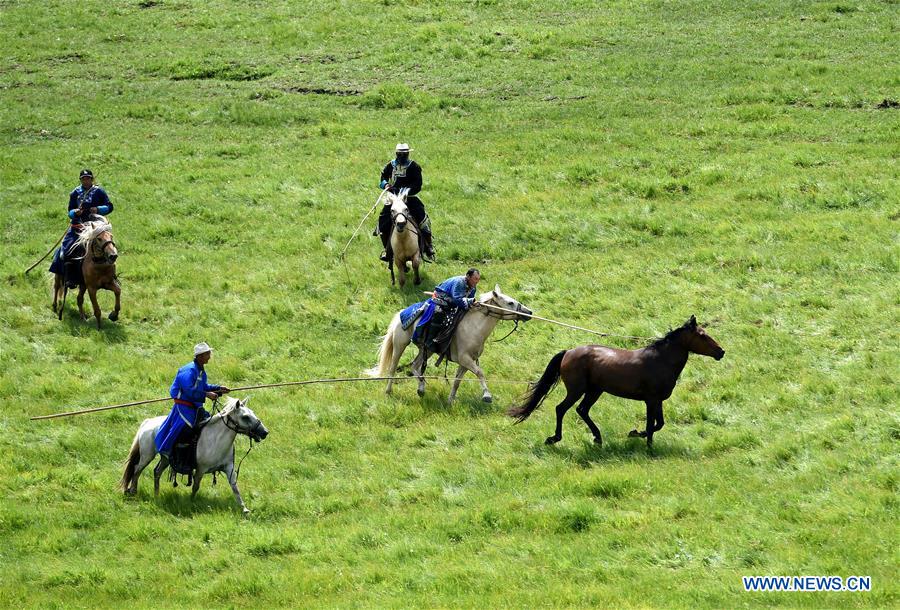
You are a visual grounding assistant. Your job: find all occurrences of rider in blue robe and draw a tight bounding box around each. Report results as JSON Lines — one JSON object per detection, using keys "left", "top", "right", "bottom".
{"left": 155, "top": 343, "right": 230, "bottom": 457}
{"left": 417, "top": 269, "right": 481, "bottom": 349}
{"left": 49, "top": 169, "right": 113, "bottom": 288}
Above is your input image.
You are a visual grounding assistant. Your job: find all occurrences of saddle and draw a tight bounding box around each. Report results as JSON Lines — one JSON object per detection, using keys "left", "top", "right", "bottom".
{"left": 168, "top": 417, "right": 211, "bottom": 485}
{"left": 418, "top": 306, "right": 467, "bottom": 363}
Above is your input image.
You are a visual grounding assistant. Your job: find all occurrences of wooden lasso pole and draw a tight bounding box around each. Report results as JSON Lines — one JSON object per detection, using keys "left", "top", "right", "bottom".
{"left": 24, "top": 228, "right": 69, "bottom": 274}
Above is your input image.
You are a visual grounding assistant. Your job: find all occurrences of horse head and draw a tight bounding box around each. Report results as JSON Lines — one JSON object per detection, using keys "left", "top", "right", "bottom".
{"left": 223, "top": 397, "right": 269, "bottom": 441}
{"left": 479, "top": 284, "right": 533, "bottom": 321}
{"left": 388, "top": 191, "right": 411, "bottom": 234}
{"left": 76, "top": 217, "right": 118, "bottom": 265}
{"left": 678, "top": 315, "right": 725, "bottom": 360}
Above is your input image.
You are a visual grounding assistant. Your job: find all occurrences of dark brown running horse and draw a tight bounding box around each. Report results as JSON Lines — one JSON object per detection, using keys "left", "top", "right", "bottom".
{"left": 508, "top": 316, "right": 724, "bottom": 447}
{"left": 52, "top": 217, "right": 120, "bottom": 329}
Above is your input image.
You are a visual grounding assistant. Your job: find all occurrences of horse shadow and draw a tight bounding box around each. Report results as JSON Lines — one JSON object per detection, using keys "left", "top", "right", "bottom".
{"left": 531, "top": 435, "right": 694, "bottom": 466}
{"left": 60, "top": 308, "right": 128, "bottom": 342}
{"left": 134, "top": 486, "right": 241, "bottom": 517}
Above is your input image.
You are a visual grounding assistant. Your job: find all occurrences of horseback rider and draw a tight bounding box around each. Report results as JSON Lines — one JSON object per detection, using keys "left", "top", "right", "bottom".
{"left": 422, "top": 268, "right": 481, "bottom": 353}
{"left": 48, "top": 169, "right": 113, "bottom": 288}
{"left": 154, "top": 343, "right": 231, "bottom": 458}
{"left": 377, "top": 143, "right": 435, "bottom": 262}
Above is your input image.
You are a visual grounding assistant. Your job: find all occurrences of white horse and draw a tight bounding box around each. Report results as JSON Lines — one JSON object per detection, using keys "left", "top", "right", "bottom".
{"left": 120, "top": 397, "right": 268, "bottom": 515}
{"left": 386, "top": 190, "right": 422, "bottom": 288}
{"left": 368, "top": 285, "right": 532, "bottom": 402}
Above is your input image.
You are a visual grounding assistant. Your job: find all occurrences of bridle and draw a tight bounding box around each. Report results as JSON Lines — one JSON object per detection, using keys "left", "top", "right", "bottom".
{"left": 90, "top": 234, "right": 117, "bottom": 264}
{"left": 219, "top": 405, "right": 266, "bottom": 441}
{"left": 476, "top": 296, "right": 527, "bottom": 342}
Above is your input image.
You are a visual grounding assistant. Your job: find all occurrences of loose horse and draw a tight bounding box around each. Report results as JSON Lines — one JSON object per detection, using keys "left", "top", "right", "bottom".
{"left": 120, "top": 397, "right": 269, "bottom": 514}
{"left": 508, "top": 315, "right": 724, "bottom": 447}
{"left": 386, "top": 190, "right": 422, "bottom": 287}
{"left": 52, "top": 217, "right": 120, "bottom": 329}
{"left": 368, "top": 285, "right": 532, "bottom": 402}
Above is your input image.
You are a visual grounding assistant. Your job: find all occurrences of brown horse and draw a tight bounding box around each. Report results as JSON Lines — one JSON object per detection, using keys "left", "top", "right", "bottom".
{"left": 52, "top": 217, "right": 120, "bottom": 329}
{"left": 508, "top": 316, "right": 724, "bottom": 447}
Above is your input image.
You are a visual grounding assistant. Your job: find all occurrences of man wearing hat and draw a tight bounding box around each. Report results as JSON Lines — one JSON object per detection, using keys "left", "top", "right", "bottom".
{"left": 377, "top": 143, "right": 435, "bottom": 262}
{"left": 48, "top": 169, "right": 114, "bottom": 288}
{"left": 154, "top": 343, "right": 230, "bottom": 458}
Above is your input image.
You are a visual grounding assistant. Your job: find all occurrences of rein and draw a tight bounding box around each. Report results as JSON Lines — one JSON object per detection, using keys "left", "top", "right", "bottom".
{"left": 212, "top": 399, "right": 260, "bottom": 485}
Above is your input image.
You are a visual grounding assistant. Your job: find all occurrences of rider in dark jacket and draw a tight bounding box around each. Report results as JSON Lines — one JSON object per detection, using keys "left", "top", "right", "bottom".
{"left": 377, "top": 143, "right": 435, "bottom": 262}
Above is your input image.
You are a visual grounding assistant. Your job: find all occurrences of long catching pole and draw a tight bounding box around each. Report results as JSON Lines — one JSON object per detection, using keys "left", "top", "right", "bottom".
{"left": 24, "top": 228, "right": 69, "bottom": 275}
{"left": 29, "top": 375, "right": 535, "bottom": 421}
{"left": 339, "top": 188, "right": 389, "bottom": 261}
{"left": 473, "top": 301, "right": 652, "bottom": 342}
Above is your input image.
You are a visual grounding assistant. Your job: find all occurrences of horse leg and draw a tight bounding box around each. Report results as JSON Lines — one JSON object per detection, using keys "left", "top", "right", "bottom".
{"left": 87, "top": 285, "right": 102, "bottom": 329}
{"left": 449, "top": 364, "right": 467, "bottom": 403}
{"left": 129, "top": 447, "right": 157, "bottom": 496}
{"left": 389, "top": 259, "right": 395, "bottom": 286}
{"left": 153, "top": 455, "right": 170, "bottom": 497}
{"left": 77, "top": 285, "right": 87, "bottom": 321}
{"left": 109, "top": 280, "right": 120, "bottom": 321}
{"left": 385, "top": 329, "right": 410, "bottom": 395}
{"left": 190, "top": 471, "right": 204, "bottom": 499}
{"left": 545, "top": 391, "right": 581, "bottom": 445}
{"left": 223, "top": 462, "right": 251, "bottom": 515}
{"left": 58, "top": 285, "right": 68, "bottom": 320}
{"left": 397, "top": 257, "right": 407, "bottom": 287}
{"left": 629, "top": 400, "right": 662, "bottom": 446}
{"left": 455, "top": 354, "right": 492, "bottom": 403}
{"left": 575, "top": 391, "right": 604, "bottom": 445}
{"left": 413, "top": 253, "right": 421, "bottom": 285}
{"left": 52, "top": 274, "right": 60, "bottom": 313}
{"left": 413, "top": 350, "right": 428, "bottom": 397}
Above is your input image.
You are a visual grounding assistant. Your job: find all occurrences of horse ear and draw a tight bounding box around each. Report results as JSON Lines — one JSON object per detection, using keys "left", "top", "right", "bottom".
{"left": 689, "top": 315, "right": 697, "bottom": 327}
{"left": 494, "top": 284, "right": 501, "bottom": 293}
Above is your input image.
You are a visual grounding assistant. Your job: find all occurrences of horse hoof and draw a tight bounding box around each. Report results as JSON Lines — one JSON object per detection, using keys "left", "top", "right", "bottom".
{"left": 545, "top": 435, "right": 560, "bottom": 445}
{"left": 242, "top": 508, "right": 252, "bottom": 517}
{"left": 482, "top": 395, "right": 493, "bottom": 404}
{"left": 417, "top": 388, "right": 425, "bottom": 397}
{"left": 109, "top": 311, "right": 118, "bottom": 321}
{"left": 628, "top": 429, "right": 641, "bottom": 438}
{"left": 593, "top": 437, "right": 603, "bottom": 446}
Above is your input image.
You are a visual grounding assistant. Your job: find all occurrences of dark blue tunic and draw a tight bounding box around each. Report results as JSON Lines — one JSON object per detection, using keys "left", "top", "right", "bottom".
{"left": 49, "top": 185, "right": 113, "bottom": 274}
{"left": 154, "top": 361, "right": 222, "bottom": 456}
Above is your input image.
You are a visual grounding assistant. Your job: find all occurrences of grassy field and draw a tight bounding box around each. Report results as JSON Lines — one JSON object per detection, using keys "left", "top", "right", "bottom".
{"left": 1, "top": 0, "right": 898, "bottom": 607}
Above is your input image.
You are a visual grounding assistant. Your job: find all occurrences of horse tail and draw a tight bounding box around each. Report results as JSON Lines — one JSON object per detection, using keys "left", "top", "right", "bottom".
{"left": 507, "top": 350, "right": 567, "bottom": 423}
{"left": 120, "top": 431, "right": 141, "bottom": 491}
{"left": 366, "top": 313, "right": 400, "bottom": 377}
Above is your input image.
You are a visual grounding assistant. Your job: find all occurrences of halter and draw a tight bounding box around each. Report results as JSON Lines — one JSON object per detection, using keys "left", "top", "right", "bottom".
{"left": 218, "top": 404, "right": 265, "bottom": 441}
{"left": 477, "top": 297, "right": 526, "bottom": 342}
{"left": 91, "top": 237, "right": 117, "bottom": 264}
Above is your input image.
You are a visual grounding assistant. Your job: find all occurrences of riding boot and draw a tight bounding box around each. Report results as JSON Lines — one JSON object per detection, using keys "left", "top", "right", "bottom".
{"left": 63, "top": 260, "right": 80, "bottom": 289}
{"left": 380, "top": 232, "right": 393, "bottom": 263}
{"left": 422, "top": 228, "right": 435, "bottom": 261}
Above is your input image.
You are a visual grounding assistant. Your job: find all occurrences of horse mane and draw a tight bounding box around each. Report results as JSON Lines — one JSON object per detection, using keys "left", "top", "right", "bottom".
{"left": 73, "top": 217, "right": 112, "bottom": 255}
{"left": 647, "top": 324, "right": 689, "bottom": 349}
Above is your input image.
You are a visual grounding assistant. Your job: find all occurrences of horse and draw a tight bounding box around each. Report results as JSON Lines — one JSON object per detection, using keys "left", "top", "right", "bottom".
{"left": 508, "top": 315, "right": 724, "bottom": 447}
{"left": 386, "top": 190, "right": 422, "bottom": 287}
{"left": 368, "top": 285, "right": 533, "bottom": 403}
{"left": 120, "top": 397, "right": 269, "bottom": 515}
{"left": 52, "top": 216, "right": 120, "bottom": 329}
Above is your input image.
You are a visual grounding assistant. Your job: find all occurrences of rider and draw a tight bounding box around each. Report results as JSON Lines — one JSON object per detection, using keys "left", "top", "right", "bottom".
{"left": 377, "top": 143, "right": 435, "bottom": 262}
{"left": 48, "top": 169, "right": 113, "bottom": 288}
{"left": 422, "top": 268, "right": 481, "bottom": 352}
{"left": 154, "top": 343, "right": 231, "bottom": 458}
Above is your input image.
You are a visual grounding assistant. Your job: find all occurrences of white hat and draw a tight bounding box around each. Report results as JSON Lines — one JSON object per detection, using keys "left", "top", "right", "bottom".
{"left": 395, "top": 143, "right": 412, "bottom": 153}
{"left": 193, "top": 342, "right": 212, "bottom": 357}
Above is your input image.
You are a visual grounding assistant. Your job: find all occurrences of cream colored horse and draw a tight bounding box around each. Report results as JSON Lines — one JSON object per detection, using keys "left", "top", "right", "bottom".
{"left": 386, "top": 190, "right": 422, "bottom": 287}
{"left": 368, "top": 286, "right": 532, "bottom": 402}
{"left": 120, "top": 397, "right": 268, "bottom": 515}
{"left": 52, "top": 216, "right": 120, "bottom": 329}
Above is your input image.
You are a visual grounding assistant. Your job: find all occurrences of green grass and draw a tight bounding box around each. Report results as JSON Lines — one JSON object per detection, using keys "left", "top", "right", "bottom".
{"left": 1, "top": 0, "right": 898, "bottom": 607}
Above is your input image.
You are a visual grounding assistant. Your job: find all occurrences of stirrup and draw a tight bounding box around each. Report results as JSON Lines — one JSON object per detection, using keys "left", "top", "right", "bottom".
{"left": 380, "top": 251, "right": 390, "bottom": 262}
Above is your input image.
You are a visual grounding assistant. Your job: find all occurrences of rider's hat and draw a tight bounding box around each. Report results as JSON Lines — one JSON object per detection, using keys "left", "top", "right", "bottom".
{"left": 395, "top": 143, "right": 412, "bottom": 153}
{"left": 79, "top": 169, "right": 93, "bottom": 178}
{"left": 193, "top": 342, "right": 213, "bottom": 357}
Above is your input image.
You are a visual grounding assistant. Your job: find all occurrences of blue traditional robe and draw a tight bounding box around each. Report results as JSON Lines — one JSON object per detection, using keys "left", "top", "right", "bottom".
{"left": 154, "top": 361, "right": 222, "bottom": 456}
{"left": 49, "top": 185, "right": 113, "bottom": 274}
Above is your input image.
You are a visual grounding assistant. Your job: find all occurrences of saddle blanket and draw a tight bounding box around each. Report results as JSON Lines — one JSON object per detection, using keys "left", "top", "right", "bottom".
{"left": 399, "top": 299, "right": 436, "bottom": 342}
